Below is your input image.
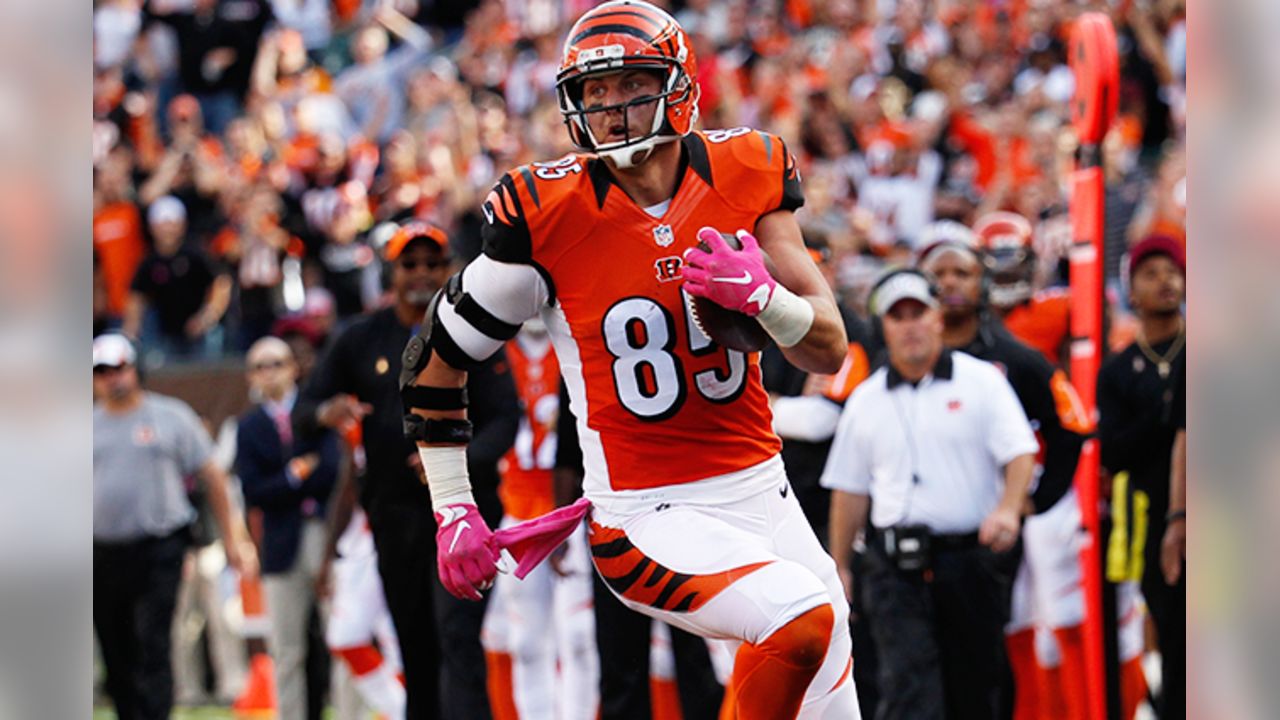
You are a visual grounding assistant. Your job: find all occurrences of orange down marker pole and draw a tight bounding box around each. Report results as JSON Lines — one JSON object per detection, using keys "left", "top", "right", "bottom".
{"left": 1068, "top": 12, "right": 1120, "bottom": 720}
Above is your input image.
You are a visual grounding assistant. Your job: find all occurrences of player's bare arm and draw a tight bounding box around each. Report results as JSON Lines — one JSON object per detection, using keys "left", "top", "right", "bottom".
{"left": 753, "top": 209, "right": 848, "bottom": 374}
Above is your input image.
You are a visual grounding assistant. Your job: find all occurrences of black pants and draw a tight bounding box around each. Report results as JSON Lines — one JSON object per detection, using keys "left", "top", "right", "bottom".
{"left": 93, "top": 530, "right": 188, "bottom": 720}
{"left": 1143, "top": 521, "right": 1186, "bottom": 720}
{"left": 861, "top": 535, "right": 1019, "bottom": 720}
{"left": 368, "top": 498, "right": 492, "bottom": 720}
{"left": 592, "top": 570, "right": 724, "bottom": 720}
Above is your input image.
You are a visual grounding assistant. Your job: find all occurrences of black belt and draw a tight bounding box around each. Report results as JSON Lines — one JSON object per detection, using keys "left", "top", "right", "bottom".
{"left": 869, "top": 526, "right": 980, "bottom": 552}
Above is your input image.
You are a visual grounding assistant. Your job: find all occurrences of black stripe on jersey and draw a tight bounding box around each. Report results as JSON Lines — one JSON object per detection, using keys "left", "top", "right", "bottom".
{"left": 653, "top": 572, "right": 692, "bottom": 609}
{"left": 607, "top": 557, "right": 652, "bottom": 595}
{"left": 757, "top": 131, "right": 774, "bottom": 164}
{"left": 518, "top": 166, "right": 541, "bottom": 210}
{"left": 583, "top": 10, "right": 665, "bottom": 31}
{"left": 587, "top": 158, "right": 613, "bottom": 209}
{"left": 671, "top": 592, "right": 698, "bottom": 613}
{"left": 778, "top": 138, "right": 804, "bottom": 212}
{"left": 478, "top": 177, "right": 560, "bottom": 308}
{"left": 454, "top": 294, "right": 522, "bottom": 341}
{"left": 644, "top": 565, "right": 670, "bottom": 587}
{"left": 481, "top": 179, "right": 532, "bottom": 264}
{"left": 498, "top": 174, "right": 523, "bottom": 222}
{"left": 590, "top": 536, "right": 634, "bottom": 559}
{"left": 571, "top": 23, "right": 652, "bottom": 45}
{"left": 682, "top": 132, "right": 713, "bottom": 187}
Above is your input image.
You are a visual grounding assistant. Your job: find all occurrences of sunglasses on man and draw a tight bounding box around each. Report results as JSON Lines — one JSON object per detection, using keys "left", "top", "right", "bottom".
{"left": 250, "top": 359, "right": 289, "bottom": 372}
{"left": 399, "top": 257, "right": 448, "bottom": 271}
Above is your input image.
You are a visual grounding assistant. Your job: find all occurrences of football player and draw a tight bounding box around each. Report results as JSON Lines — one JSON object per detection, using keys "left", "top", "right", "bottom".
{"left": 397, "top": 2, "right": 857, "bottom": 718}
{"left": 975, "top": 211, "right": 1072, "bottom": 368}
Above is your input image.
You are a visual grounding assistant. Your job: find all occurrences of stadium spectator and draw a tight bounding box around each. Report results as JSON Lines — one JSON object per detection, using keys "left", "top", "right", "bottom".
{"left": 823, "top": 268, "right": 1037, "bottom": 719}
{"left": 138, "top": 95, "right": 227, "bottom": 241}
{"left": 293, "top": 222, "right": 518, "bottom": 719}
{"left": 1098, "top": 234, "right": 1186, "bottom": 719}
{"left": 94, "top": 147, "right": 148, "bottom": 328}
{"left": 93, "top": 333, "right": 254, "bottom": 720}
{"left": 237, "top": 336, "right": 340, "bottom": 720}
{"left": 332, "top": 22, "right": 429, "bottom": 144}
{"left": 124, "top": 196, "right": 232, "bottom": 361}
{"left": 144, "top": 0, "right": 274, "bottom": 134}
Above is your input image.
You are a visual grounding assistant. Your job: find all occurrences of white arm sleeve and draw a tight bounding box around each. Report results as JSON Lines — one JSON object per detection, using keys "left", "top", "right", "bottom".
{"left": 771, "top": 396, "right": 842, "bottom": 442}
{"left": 435, "top": 254, "right": 550, "bottom": 362}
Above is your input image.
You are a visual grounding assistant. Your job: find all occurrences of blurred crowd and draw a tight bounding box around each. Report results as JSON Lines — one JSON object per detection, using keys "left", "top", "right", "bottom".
{"left": 94, "top": 0, "right": 1186, "bottom": 365}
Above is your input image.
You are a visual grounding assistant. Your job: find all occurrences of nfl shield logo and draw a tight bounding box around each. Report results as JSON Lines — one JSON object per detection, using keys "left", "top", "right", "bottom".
{"left": 653, "top": 224, "right": 674, "bottom": 247}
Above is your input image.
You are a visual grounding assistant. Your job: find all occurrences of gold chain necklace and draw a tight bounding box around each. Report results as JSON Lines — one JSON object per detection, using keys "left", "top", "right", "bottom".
{"left": 1136, "top": 321, "right": 1185, "bottom": 379}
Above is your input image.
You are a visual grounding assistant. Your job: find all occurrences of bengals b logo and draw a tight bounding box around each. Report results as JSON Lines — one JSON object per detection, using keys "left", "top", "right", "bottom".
{"left": 654, "top": 256, "right": 683, "bottom": 283}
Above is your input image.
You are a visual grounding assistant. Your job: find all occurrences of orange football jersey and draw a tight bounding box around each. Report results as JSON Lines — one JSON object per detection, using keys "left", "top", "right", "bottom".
{"left": 481, "top": 129, "right": 801, "bottom": 492}
{"left": 1003, "top": 288, "right": 1071, "bottom": 367}
{"left": 497, "top": 336, "right": 561, "bottom": 521}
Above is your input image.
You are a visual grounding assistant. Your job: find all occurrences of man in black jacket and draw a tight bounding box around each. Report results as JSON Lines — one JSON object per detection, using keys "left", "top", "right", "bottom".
{"left": 1098, "top": 235, "right": 1186, "bottom": 719}
{"left": 294, "top": 224, "right": 518, "bottom": 719}
{"left": 920, "top": 238, "right": 1090, "bottom": 718}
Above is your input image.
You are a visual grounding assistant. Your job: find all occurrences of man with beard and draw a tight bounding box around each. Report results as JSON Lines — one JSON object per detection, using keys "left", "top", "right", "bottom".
{"left": 1098, "top": 235, "right": 1186, "bottom": 719}
{"left": 294, "top": 223, "right": 519, "bottom": 719}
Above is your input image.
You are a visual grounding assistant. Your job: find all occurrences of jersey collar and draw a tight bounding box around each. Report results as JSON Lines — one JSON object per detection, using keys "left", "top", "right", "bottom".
{"left": 887, "top": 349, "right": 954, "bottom": 389}
{"left": 585, "top": 133, "right": 711, "bottom": 211}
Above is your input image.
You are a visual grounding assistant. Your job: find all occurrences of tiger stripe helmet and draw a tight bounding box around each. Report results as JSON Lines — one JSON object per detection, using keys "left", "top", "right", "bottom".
{"left": 973, "top": 211, "right": 1036, "bottom": 308}
{"left": 556, "top": 0, "right": 699, "bottom": 168}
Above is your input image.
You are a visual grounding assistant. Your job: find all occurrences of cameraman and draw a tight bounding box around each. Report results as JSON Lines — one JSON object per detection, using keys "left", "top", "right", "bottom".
{"left": 821, "top": 268, "right": 1037, "bottom": 720}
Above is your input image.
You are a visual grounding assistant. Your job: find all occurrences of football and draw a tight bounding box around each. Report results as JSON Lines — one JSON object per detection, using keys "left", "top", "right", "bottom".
{"left": 688, "top": 231, "right": 779, "bottom": 353}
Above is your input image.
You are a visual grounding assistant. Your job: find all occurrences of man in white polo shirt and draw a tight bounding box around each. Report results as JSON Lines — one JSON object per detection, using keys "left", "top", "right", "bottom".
{"left": 821, "top": 268, "right": 1038, "bottom": 720}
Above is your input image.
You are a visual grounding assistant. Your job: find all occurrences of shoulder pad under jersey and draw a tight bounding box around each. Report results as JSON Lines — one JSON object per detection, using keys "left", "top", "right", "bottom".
{"left": 691, "top": 128, "right": 804, "bottom": 215}
{"left": 480, "top": 154, "right": 595, "bottom": 264}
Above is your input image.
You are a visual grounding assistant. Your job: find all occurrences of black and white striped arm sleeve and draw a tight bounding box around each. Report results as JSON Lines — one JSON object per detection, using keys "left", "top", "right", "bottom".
{"left": 434, "top": 255, "right": 550, "bottom": 365}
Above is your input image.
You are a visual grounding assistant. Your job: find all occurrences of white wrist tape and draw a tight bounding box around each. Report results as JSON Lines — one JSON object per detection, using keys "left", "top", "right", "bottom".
{"left": 419, "top": 445, "right": 476, "bottom": 512}
{"left": 756, "top": 284, "right": 814, "bottom": 348}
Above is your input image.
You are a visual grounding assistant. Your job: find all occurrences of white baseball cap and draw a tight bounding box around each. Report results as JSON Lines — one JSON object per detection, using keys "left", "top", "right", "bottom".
{"left": 93, "top": 333, "right": 137, "bottom": 368}
{"left": 147, "top": 195, "right": 187, "bottom": 225}
{"left": 871, "top": 270, "right": 938, "bottom": 317}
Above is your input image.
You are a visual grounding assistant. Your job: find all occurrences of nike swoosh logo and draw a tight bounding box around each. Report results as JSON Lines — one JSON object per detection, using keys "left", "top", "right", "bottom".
{"left": 439, "top": 506, "right": 465, "bottom": 527}
{"left": 712, "top": 271, "right": 753, "bottom": 285}
{"left": 449, "top": 520, "right": 471, "bottom": 554}
{"left": 482, "top": 204, "right": 495, "bottom": 225}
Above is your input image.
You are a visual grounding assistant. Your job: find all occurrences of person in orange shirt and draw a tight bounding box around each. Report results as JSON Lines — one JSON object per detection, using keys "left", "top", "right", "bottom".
{"left": 975, "top": 211, "right": 1071, "bottom": 368}
{"left": 93, "top": 149, "right": 147, "bottom": 324}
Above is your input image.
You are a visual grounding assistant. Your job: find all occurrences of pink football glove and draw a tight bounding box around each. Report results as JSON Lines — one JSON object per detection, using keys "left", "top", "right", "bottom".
{"left": 682, "top": 227, "right": 777, "bottom": 317}
{"left": 493, "top": 498, "right": 592, "bottom": 579}
{"left": 435, "top": 503, "right": 499, "bottom": 600}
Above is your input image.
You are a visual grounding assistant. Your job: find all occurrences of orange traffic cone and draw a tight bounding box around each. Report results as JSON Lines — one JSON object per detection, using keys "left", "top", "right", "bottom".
{"left": 233, "top": 652, "right": 277, "bottom": 716}
{"left": 234, "top": 575, "right": 276, "bottom": 716}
